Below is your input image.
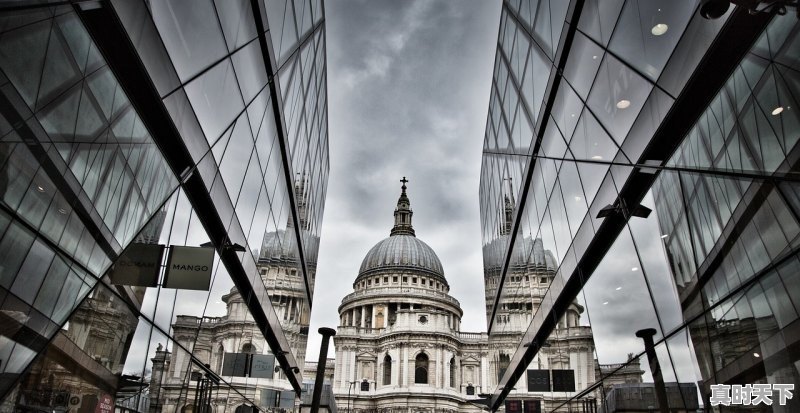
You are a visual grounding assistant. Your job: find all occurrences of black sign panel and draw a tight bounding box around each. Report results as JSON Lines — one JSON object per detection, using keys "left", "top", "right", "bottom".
{"left": 505, "top": 400, "right": 522, "bottom": 413}
{"left": 261, "top": 389, "right": 279, "bottom": 408}
{"left": 523, "top": 400, "right": 541, "bottom": 413}
{"left": 222, "top": 353, "right": 249, "bottom": 376}
{"left": 109, "top": 243, "right": 164, "bottom": 287}
{"left": 250, "top": 354, "right": 275, "bottom": 378}
{"left": 527, "top": 369, "right": 550, "bottom": 392}
{"left": 552, "top": 369, "right": 575, "bottom": 392}
{"left": 163, "top": 245, "right": 214, "bottom": 290}
{"left": 278, "top": 391, "right": 295, "bottom": 408}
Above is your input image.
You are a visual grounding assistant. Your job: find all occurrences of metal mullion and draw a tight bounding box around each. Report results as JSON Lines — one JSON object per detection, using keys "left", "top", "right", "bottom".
{"left": 487, "top": 149, "right": 800, "bottom": 184}
{"left": 273, "top": 14, "right": 325, "bottom": 85}
{"left": 489, "top": 1, "right": 587, "bottom": 409}
{"left": 248, "top": 0, "right": 320, "bottom": 390}
{"left": 708, "top": 86, "right": 757, "bottom": 173}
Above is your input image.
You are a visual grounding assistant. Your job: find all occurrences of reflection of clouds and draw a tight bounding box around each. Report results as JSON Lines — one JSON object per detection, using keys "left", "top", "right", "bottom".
{"left": 581, "top": 189, "right": 699, "bottom": 384}
{"left": 575, "top": 197, "right": 703, "bottom": 393}
{"left": 666, "top": 330, "right": 705, "bottom": 383}
{"left": 123, "top": 319, "right": 167, "bottom": 376}
{"left": 582, "top": 227, "right": 661, "bottom": 365}
{"left": 305, "top": 0, "right": 501, "bottom": 359}
{"left": 630, "top": 192, "right": 684, "bottom": 333}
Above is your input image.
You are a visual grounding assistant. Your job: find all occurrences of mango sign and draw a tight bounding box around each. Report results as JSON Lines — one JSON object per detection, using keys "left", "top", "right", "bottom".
{"left": 163, "top": 246, "right": 215, "bottom": 290}
{"left": 95, "top": 394, "right": 113, "bottom": 413}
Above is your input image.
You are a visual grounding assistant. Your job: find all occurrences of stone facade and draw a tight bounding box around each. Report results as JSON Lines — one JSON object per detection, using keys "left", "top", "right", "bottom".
{"left": 147, "top": 284, "right": 299, "bottom": 412}
{"left": 332, "top": 182, "right": 606, "bottom": 412}
{"left": 147, "top": 180, "right": 315, "bottom": 412}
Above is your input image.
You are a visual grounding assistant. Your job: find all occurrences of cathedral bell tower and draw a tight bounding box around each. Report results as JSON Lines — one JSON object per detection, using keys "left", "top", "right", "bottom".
{"left": 500, "top": 176, "right": 515, "bottom": 236}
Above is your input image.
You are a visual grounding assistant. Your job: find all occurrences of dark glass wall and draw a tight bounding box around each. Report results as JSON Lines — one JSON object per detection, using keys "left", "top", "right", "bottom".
{"left": 480, "top": 0, "right": 800, "bottom": 411}
{"left": 0, "top": 0, "right": 327, "bottom": 411}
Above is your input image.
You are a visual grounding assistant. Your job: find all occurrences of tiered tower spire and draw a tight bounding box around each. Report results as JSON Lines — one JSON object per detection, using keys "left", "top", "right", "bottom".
{"left": 390, "top": 177, "right": 415, "bottom": 236}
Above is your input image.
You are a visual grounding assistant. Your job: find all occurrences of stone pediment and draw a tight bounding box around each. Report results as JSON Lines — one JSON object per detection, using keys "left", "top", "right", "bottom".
{"left": 356, "top": 350, "right": 377, "bottom": 360}
{"left": 461, "top": 354, "right": 481, "bottom": 364}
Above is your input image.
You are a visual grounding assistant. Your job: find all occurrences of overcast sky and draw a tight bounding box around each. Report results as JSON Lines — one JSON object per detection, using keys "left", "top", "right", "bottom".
{"left": 114, "top": 0, "right": 700, "bottom": 388}
{"left": 305, "top": 0, "right": 502, "bottom": 361}
{"left": 303, "top": 1, "right": 699, "bottom": 386}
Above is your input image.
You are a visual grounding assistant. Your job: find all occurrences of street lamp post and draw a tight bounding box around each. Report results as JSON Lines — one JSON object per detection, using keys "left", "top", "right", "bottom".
{"left": 637, "top": 328, "right": 668, "bottom": 413}
{"left": 347, "top": 381, "right": 358, "bottom": 412}
{"left": 311, "top": 327, "right": 336, "bottom": 413}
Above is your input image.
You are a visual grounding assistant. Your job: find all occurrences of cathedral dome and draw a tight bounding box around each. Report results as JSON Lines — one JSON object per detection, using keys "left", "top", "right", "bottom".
{"left": 260, "top": 229, "right": 294, "bottom": 259}
{"left": 358, "top": 235, "right": 444, "bottom": 279}
{"left": 482, "top": 235, "right": 557, "bottom": 271}
{"left": 355, "top": 178, "right": 447, "bottom": 284}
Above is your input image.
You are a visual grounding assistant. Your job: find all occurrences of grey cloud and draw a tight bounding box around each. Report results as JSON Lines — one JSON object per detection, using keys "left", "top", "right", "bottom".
{"left": 306, "top": 0, "right": 501, "bottom": 360}
{"left": 302, "top": 2, "right": 700, "bottom": 394}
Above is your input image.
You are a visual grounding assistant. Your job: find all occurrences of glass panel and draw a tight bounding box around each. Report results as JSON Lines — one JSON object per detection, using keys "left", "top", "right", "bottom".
{"left": 265, "top": 0, "right": 299, "bottom": 62}
{"left": 578, "top": 0, "right": 624, "bottom": 48}
{"left": 231, "top": 40, "right": 268, "bottom": 104}
{"left": 0, "top": 19, "right": 51, "bottom": 108}
{"left": 563, "top": 31, "right": 604, "bottom": 101}
{"left": 557, "top": 162, "right": 589, "bottom": 235}
{"left": 583, "top": 228, "right": 662, "bottom": 364}
{"left": 150, "top": 0, "right": 228, "bottom": 82}
{"left": 540, "top": 117, "right": 568, "bottom": 159}
{"left": 587, "top": 53, "right": 653, "bottom": 145}
{"left": 112, "top": 0, "right": 182, "bottom": 97}
{"left": 219, "top": 116, "right": 255, "bottom": 203}
{"left": 628, "top": 190, "right": 684, "bottom": 335}
{"left": 551, "top": 82, "right": 583, "bottom": 142}
{"left": 184, "top": 59, "right": 245, "bottom": 144}
{"left": 608, "top": 0, "right": 697, "bottom": 81}
{"left": 215, "top": 0, "right": 258, "bottom": 51}
{"left": 568, "top": 108, "right": 620, "bottom": 162}
{"left": 521, "top": 38, "right": 551, "bottom": 125}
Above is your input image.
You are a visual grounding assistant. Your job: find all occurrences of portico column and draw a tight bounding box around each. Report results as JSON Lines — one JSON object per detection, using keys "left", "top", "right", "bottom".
{"left": 351, "top": 349, "right": 358, "bottom": 382}
{"left": 435, "top": 346, "right": 441, "bottom": 387}
{"left": 402, "top": 345, "right": 409, "bottom": 386}
{"left": 481, "top": 354, "right": 488, "bottom": 392}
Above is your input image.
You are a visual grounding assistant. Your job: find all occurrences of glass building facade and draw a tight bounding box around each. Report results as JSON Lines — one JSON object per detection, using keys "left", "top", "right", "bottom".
{"left": 480, "top": 0, "right": 800, "bottom": 411}
{"left": 0, "top": 0, "right": 327, "bottom": 411}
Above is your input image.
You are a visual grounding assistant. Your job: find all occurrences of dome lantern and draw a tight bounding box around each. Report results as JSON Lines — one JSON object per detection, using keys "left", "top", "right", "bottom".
{"left": 390, "top": 176, "right": 415, "bottom": 236}
{"left": 354, "top": 178, "right": 448, "bottom": 287}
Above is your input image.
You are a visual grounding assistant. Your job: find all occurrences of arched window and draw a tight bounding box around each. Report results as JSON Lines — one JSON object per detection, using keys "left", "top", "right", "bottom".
{"left": 498, "top": 353, "right": 510, "bottom": 382}
{"left": 383, "top": 354, "right": 392, "bottom": 385}
{"left": 414, "top": 353, "right": 429, "bottom": 384}
{"left": 235, "top": 404, "right": 255, "bottom": 413}
{"left": 241, "top": 342, "right": 256, "bottom": 354}
{"left": 215, "top": 344, "right": 225, "bottom": 373}
{"left": 449, "top": 357, "right": 456, "bottom": 387}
